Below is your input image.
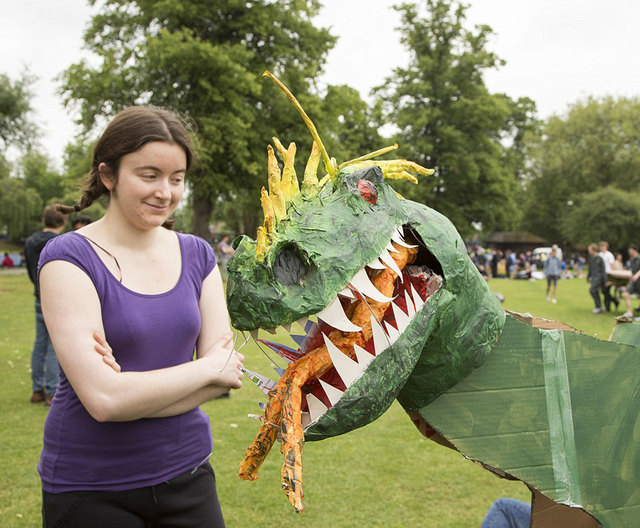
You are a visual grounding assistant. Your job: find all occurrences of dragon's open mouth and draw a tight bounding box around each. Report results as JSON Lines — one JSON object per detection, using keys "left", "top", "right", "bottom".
{"left": 246, "top": 225, "right": 443, "bottom": 431}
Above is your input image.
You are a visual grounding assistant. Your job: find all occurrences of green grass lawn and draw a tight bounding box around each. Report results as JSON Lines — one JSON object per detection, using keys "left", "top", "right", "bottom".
{"left": 0, "top": 273, "right": 621, "bottom": 527}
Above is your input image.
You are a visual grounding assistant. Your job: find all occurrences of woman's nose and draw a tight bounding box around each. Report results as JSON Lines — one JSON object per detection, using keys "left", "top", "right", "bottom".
{"left": 154, "top": 179, "right": 171, "bottom": 199}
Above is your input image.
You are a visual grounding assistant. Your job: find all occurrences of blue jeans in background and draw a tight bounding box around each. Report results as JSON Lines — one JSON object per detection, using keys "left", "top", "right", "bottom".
{"left": 481, "top": 498, "right": 531, "bottom": 528}
{"left": 31, "top": 299, "right": 59, "bottom": 396}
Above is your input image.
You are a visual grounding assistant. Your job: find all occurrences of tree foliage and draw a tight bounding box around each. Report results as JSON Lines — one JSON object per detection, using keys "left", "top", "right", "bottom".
{"left": 523, "top": 96, "right": 640, "bottom": 244}
{"left": 565, "top": 187, "right": 640, "bottom": 251}
{"left": 0, "top": 72, "right": 39, "bottom": 152}
{"left": 60, "top": 0, "right": 341, "bottom": 237}
{"left": 374, "top": 0, "right": 538, "bottom": 237}
{"left": 0, "top": 177, "right": 42, "bottom": 239}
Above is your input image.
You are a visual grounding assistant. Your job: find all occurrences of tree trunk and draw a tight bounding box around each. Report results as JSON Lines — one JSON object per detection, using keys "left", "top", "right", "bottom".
{"left": 192, "top": 194, "right": 213, "bottom": 240}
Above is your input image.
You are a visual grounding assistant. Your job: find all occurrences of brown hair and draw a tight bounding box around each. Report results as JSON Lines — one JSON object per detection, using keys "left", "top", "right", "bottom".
{"left": 43, "top": 205, "right": 67, "bottom": 229}
{"left": 56, "top": 106, "right": 195, "bottom": 226}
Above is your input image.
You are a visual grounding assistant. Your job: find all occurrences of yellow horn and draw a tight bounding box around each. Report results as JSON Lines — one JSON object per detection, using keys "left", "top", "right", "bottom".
{"left": 267, "top": 145, "right": 286, "bottom": 220}
{"left": 263, "top": 70, "right": 335, "bottom": 178}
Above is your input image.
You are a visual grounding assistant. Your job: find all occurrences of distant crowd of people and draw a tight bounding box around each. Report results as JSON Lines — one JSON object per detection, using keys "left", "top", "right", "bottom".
{"left": 467, "top": 239, "right": 640, "bottom": 318}
{"left": 466, "top": 244, "right": 583, "bottom": 281}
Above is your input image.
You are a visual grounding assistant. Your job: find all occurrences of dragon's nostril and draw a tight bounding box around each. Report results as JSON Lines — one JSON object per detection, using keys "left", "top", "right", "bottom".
{"left": 273, "top": 244, "right": 309, "bottom": 286}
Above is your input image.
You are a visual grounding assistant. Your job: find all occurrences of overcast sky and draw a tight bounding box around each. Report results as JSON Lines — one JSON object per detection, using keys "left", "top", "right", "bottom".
{"left": 3, "top": 0, "right": 640, "bottom": 168}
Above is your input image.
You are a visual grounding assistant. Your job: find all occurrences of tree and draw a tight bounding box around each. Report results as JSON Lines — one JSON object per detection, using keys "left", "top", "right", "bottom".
{"left": 523, "top": 96, "right": 640, "bottom": 243}
{"left": 565, "top": 187, "right": 640, "bottom": 252}
{"left": 0, "top": 72, "right": 39, "bottom": 151}
{"left": 0, "top": 177, "right": 42, "bottom": 239}
{"left": 60, "top": 0, "right": 337, "bottom": 238}
{"left": 374, "top": 0, "right": 538, "bottom": 237}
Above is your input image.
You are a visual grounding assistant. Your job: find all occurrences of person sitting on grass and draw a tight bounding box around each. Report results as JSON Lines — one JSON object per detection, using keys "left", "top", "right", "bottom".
{"left": 622, "top": 244, "right": 640, "bottom": 320}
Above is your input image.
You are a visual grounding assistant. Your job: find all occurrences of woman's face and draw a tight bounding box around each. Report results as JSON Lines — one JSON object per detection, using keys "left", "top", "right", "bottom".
{"left": 101, "top": 141, "right": 186, "bottom": 230}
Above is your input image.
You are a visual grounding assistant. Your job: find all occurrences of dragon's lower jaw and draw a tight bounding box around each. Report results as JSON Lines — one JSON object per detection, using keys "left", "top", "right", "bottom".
{"left": 240, "top": 225, "right": 443, "bottom": 511}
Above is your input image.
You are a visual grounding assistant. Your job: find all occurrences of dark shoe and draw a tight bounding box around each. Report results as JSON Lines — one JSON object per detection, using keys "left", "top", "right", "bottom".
{"left": 45, "top": 393, "right": 55, "bottom": 407}
{"left": 30, "top": 390, "right": 45, "bottom": 403}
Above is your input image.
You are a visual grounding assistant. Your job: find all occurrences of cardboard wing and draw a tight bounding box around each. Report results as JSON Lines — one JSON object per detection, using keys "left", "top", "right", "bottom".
{"left": 411, "top": 312, "right": 640, "bottom": 528}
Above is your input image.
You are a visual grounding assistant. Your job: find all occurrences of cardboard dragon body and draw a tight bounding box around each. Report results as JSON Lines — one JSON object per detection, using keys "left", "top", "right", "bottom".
{"left": 226, "top": 72, "right": 640, "bottom": 527}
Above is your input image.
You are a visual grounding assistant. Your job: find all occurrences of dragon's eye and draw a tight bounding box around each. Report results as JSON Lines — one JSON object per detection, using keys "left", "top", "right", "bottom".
{"left": 357, "top": 179, "right": 378, "bottom": 205}
{"left": 273, "top": 243, "right": 309, "bottom": 285}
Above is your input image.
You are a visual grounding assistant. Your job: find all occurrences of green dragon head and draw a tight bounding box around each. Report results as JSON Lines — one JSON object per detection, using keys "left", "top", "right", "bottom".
{"left": 227, "top": 72, "right": 504, "bottom": 441}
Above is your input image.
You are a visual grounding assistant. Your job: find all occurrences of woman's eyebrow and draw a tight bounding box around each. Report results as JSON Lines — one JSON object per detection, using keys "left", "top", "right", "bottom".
{"left": 134, "top": 165, "right": 187, "bottom": 174}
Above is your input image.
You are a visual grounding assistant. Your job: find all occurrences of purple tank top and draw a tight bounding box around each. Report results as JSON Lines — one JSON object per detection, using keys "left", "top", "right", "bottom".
{"left": 37, "top": 231, "right": 217, "bottom": 493}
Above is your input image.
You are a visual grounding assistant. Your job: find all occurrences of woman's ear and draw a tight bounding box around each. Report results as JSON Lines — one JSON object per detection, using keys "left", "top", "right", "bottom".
{"left": 99, "top": 163, "right": 115, "bottom": 191}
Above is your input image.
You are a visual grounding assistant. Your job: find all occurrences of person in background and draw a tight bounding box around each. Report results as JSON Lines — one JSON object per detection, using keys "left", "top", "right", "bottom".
{"left": 622, "top": 244, "right": 640, "bottom": 320}
{"left": 587, "top": 243, "right": 606, "bottom": 314}
{"left": 2, "top": 252, "right": 14, "bottom": 268}
{"left": 544, "top": 248, "right": 562, "bottom": 303}
{"left": 38, "top": 106, "right": 244, "bottom": 527}
{"left": 216, "top": 234, "right": 235, "bottom": 281}
{"left": 480, "top": 498, "right": 531, "bottom": 528}
{"left": 504, "top": 249, "right": 515, "bottom": 278}
{"left": 24, "top": 205, "right": 68, "bottom": 405}
{"left": 72, "top": 214, "right": 93, "bottom": 231}
{"left": 599, "top": 240, "right": 619, "bottom": 311}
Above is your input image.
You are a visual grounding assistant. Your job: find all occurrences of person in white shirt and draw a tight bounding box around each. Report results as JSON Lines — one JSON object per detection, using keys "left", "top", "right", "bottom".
{"left": 599, "top": 240, "right": 619, "bottom": 311}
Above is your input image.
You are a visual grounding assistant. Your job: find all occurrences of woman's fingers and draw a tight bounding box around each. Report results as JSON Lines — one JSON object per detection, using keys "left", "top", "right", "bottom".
{"left": 93, "top": 331, "right": 120, "bottom": 372}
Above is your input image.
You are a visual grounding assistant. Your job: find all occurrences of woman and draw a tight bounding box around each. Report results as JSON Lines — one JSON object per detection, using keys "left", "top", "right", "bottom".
{"left": 38, "top": 106, "right": 244, "bottom": 527}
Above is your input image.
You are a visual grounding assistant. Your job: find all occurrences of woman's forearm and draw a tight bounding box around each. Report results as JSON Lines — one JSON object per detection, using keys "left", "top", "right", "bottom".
{"left": 145, "top": 384, "right": 233, "bottom": 418}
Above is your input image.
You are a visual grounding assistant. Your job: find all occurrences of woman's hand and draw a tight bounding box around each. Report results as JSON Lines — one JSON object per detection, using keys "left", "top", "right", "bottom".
{"left": 94, "top": 332, "right": 121, "bottom": 372}
{"left": 201, "top": 332, "right": 245, "bottom": 389}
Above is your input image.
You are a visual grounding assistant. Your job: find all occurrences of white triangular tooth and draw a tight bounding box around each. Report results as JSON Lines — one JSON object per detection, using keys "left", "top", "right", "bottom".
{"left": 397, "top": 225, "right": 405, "bottom": 237}
{"left": 248, "top": 413, "right": 263, "bottom": 422}
{"left": 316, "top": 297, "right": 362, "bottom": 333}
{"left": 322, "top": 333, "right": 365, "bottom": 387}
{"left": 353, "top": 344, "right": 375, "bottom": 369}
{"left": 367, "top": 258, "right": 387, "bottom": 270}
{"left": 391, "top": 302, "right": 411, "bottom": 333}
{"left": 350, "top": 268, "right": 394, "bottom": 303}
{"left": 250, "top": 329, "right": 260, "bottom": 341}
{"left": 295, "top": 317, "right": 309, "bottom": 331}
{"left": 338, "top": 287, "right": 356, "bottom": 300}
{"left": 319, "top": 380, "right": 344, "bottom": 406}
{"left": 282, "top": 323, "right": 292, "bottom": 333}
{"left": 392, "top": 227, "right": 418, "bottom": 248}
{"left": 386, "top": 241, "right": 400, "bottom": 253}
{"left": 379, "top": 249, "right": 403, "bottom": 282}
{"left": 306, "top": 393, "right": 329, "bottom": 423}
{"left": 404, "top": 290, "right": 416, "bottom": 317}
{"left": 264, "top": 327, "right": 277, "bottom": 335}
{"left": 384, "top": 321, "right": 400, "bottom": 343}
{"left": 371, "top": 315, "right": 390, "bottom": 355}
{"left": 301, "top": 411, "right": 311, "bottom": 429}
{"left": 411, "top": 283, "right": 425, "bottom": 311}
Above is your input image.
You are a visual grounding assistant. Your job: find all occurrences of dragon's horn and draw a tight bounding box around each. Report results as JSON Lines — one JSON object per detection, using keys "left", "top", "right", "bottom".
{"left": 263, "top": 70, "right": 336, "bottom": 178}
{"left": 272, "top": 136, "right": 288, "bottom": 162}
{"left": 267, "top": 145, "right": 286, "bottom": 220}
{"left": 280, "top": 142, "right": 300, "bottom": 201}
{"left": 339, "top": 144, "right": 399, "bottom": 169}
{"left": 303, "top": 142, "right": 321, "bottom": 191}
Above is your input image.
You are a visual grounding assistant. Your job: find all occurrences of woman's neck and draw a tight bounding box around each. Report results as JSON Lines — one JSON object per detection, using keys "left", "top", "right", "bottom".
{"left": 83, "top": 210, "right": 166, "bottom": 251}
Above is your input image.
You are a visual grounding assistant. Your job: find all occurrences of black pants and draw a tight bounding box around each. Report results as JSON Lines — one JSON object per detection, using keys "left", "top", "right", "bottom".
{"left": 42, "top": 463, "right": 225, "bottom": 528}
{"left": 590, "top": 283, "right": 602, "bottom": 309}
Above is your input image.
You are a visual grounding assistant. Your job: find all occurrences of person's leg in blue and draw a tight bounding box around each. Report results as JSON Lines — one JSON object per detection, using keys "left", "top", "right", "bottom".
{"left": 480, "top": 498, "right": 531, "bottom": 528}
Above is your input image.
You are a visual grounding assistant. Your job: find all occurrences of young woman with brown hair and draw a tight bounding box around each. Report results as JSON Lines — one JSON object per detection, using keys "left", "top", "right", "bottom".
{"left": 38, "top": 106, "right": 243, "bottom": 527}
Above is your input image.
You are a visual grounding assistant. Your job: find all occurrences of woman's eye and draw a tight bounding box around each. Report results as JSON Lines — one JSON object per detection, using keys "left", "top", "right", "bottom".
{"left": 171, "top": 178, "right": 184, "bottom": 185}
{"left": 142, "top": 174, "right": 156, "bottom": 180}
